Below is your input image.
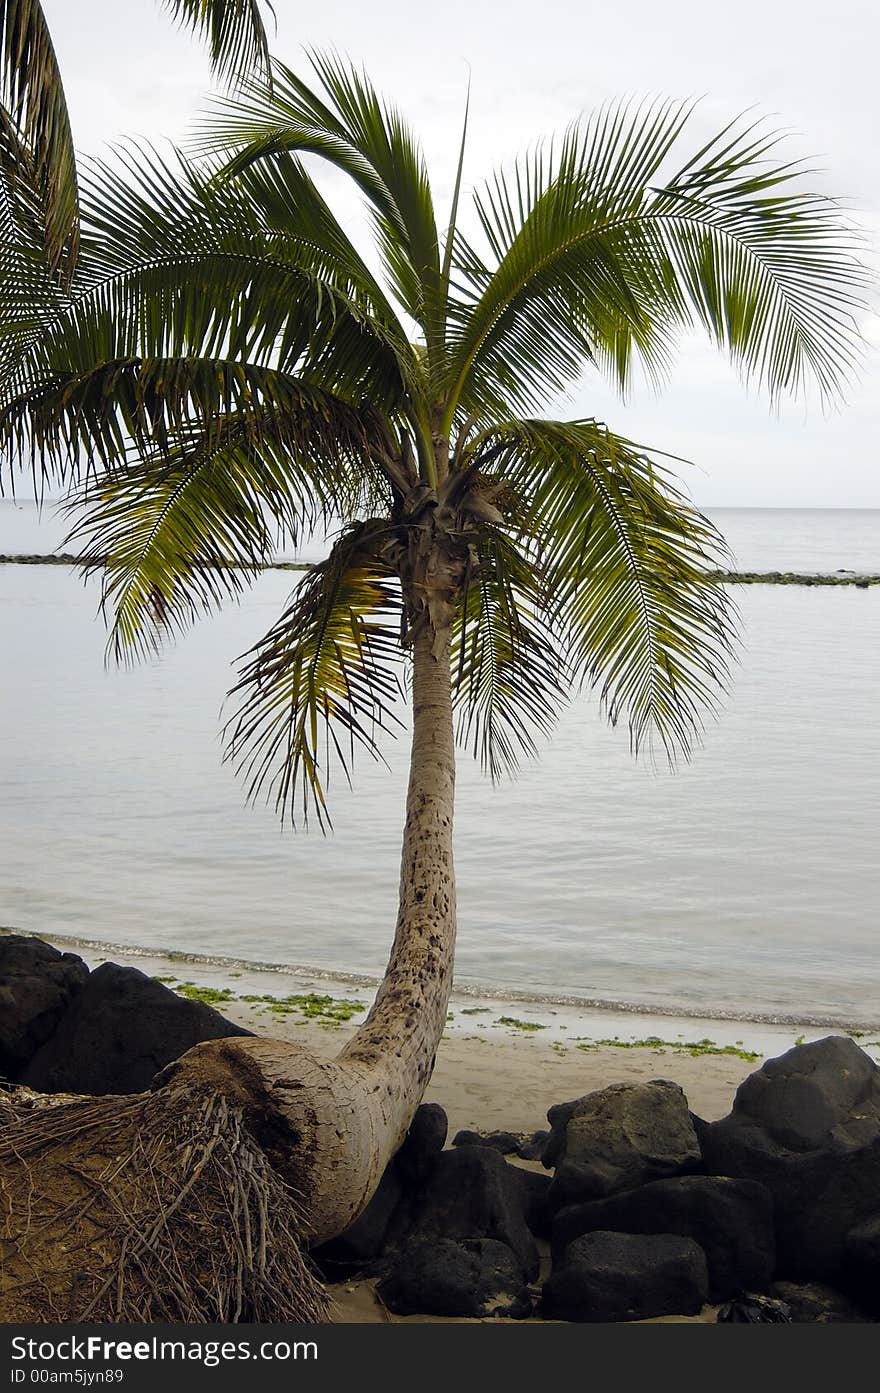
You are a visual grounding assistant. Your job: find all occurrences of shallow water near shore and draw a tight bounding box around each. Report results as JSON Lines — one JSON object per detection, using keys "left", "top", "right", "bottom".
{"left": 1, "top": 505, "right": 879, "bottom": 1026}
{"left": 30, "top": 932, "right": 880, "bottom": 1072}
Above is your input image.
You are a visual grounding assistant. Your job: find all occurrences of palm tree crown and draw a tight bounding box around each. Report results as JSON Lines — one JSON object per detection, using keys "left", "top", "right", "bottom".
{"left": 0, "top": 53, "right": 866, "bottom": 826}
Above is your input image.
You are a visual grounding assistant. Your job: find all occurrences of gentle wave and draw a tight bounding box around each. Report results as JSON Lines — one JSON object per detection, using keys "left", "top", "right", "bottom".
{"left": 6, "top": 926, "right": 877, "bottom": 1032}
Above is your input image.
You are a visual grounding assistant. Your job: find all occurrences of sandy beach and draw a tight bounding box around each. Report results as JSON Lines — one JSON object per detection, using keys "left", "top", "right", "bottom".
{"left": 38, "top": 932, "right": 879, "bottom": 1138}
{"left": 6, "top": 932, "right": 873, "bottom": 1324}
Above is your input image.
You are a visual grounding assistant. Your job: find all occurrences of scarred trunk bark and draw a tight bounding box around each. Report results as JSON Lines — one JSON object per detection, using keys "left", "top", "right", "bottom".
{"left": 168, "top": 586, "right": 457, "bottom": 1245}
{"left": 339, "top": 617, "right": 456, "bottom": 1104}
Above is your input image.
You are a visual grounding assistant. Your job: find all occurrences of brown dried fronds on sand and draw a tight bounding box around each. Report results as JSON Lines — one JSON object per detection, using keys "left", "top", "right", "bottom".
{"left": 0, "top": 1083, "right": 329, "bottom": 1323}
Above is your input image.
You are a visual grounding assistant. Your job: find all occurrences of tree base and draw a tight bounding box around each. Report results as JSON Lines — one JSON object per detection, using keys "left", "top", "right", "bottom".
{"left": 0, "top": 1081, "right": 328, "bottom": 1323}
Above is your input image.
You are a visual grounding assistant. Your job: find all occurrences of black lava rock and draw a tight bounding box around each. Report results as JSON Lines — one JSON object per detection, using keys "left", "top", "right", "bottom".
{"left": 394, "top": 1144, "right": 539, "bottom": 1281}
{"left": 551, "top": 1175, "right": 775, "bottom": 1302}
{"left": 0, "top": 935, "right": 89, "bottom": 1079}
{"left": 542, "top": 1230, "right": 709, "bottom": 1323}
{"left": 397, "top": 1103, "right": 448, "bottom": 1187}
{"left": 21, "top": 961, "right": 251, "bottom": 1095}
{"left": 771, "top": 1280, "right": 872, "bottom": 1323}
{"left": 545, "top": 1080, "right": 702, "bottom": 1208}
{"left": 451, "top": 1129, "right": 521, "bottom": 1154}
{"left": 702, "top": 1037, "right": 880, "bottom": 1283}
{"left": 518, "top": 1130, "right": 550, "bottom": 1162}
{"left": 377, "top": 1237, "right": 532, "bottom": 1319}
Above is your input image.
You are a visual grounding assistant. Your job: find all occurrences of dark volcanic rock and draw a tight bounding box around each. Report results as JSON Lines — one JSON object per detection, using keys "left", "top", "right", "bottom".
{"left": 542, "top": 1230, "right": 709, "bottom": 1323}
{"left": 551, "top": 1175, "right": 774, "bottom": 1302}
{"left": 771, "top": 1279, "right": 872, "bottom": 1323}
{"left": 546, "top": 1080, "right": 702, "bottom": 1208}
{"left": 773, "top": 1140, "right": 880, "bottom": 1283}
{"left": 518, "top": 1130, "right": 550, "bottom": 1162}
{"left": 843, "top": 1217, "right": 880, "bottom": 1314}
{"left": 0, "top": 935, "right": 89, "bottom": 1079}
{"left": 483, "top": 1132, "right": 522, "bottom": 1155}
{"left": 513, "top": 1166, "right": 553, "bottom": 1240}
{"left": 542, "top": 1099, "right": 580, "bottom": 1168}
{"left": 397, "top": 1103, "right": 448, "bottom": 1186}
{"left": 689, "top": 1111, "right": 711, "bottom": 1155}
{"left": 717, "top": 1294, "right": 792, "bottom": 1323}
{"left": 702, "top": 1037, "right": 880, "bottom": 1282}
{"left": 452, "top": 1129, "right": 484, "bottom": 1148}
{"left": 394, "top": 1145, "right": 539, "bottom": 1281}
{"left": 377, "top": 1237, "right": 532, "bottom": 1319}
{"left": 21, "top": 962, "right": 252, "bottom": 1095}
{"left": 704, "top": 1036, "right": 880, "bottom": 1162}
{"left": 314, "top": 1165, "right": 404, "bottom": 1271}
{"left": 451, "top": 1129, "right": 521, "bottom": 1155}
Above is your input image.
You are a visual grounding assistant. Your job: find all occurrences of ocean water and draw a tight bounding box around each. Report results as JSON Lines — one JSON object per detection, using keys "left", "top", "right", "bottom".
{"left": 1, "top": 502, "right": 878, "bottom": 1025}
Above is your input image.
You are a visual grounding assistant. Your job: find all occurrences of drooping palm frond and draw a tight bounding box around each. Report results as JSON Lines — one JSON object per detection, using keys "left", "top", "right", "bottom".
{"left": 0, "top": 103, "right": 68, "bottom": 375}
{"left": 162, "top": 0, "right": 273, "bottom": 88}
{"left": 0, "top": 146, "right": 414, "bottom": 488}
{"left": 452, "top": 526, "right": 566, "bottom": 780}
{"left": 201, "top": 54, "right": 444, "bottom": 358}
{"left": 466, "top": 418, "right": 738, "bottom": 759}
{"left": 224, "top": 520, "right": 404, "bottom": 828}
{"left": 0, "top": 0, "right": 276, "bottom": 284}
{"left": 442, "top": 103, "right": 866, "bottom": 426}
{"left": 60, "top": 385, "right": 386, "bottom": 663}
{"left": 0, "top": 0, "right": 77, "bottom": 279}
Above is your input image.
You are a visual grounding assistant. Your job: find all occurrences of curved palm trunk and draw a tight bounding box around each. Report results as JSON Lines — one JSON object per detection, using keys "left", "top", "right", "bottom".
{"left": 1, "top": 563, "right": 460, "bottom": 1316}
{"left": 169, "top": 615, "right": 457, "bottom": 1244}
{"left": 340, "top": 617, "right": 457, "bottom": 1111}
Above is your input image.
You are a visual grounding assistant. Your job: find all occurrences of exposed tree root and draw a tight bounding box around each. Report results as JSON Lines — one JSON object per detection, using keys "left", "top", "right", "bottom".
{"left": 0, "top": 1082, "right": 329, "bottom": 1323}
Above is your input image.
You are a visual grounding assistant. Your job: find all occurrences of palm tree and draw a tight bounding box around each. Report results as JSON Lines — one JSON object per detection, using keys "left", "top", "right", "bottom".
{"left": 0, "top": 53, "right": 864, "bottom": 1312}
{"left": 0, "top": 0, "right": 275, "bottom": 279}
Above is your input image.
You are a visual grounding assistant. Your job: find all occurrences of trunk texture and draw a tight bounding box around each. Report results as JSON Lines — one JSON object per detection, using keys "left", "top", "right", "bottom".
{"left": 157, "top": 599, "right": 457, "bottom": 1245}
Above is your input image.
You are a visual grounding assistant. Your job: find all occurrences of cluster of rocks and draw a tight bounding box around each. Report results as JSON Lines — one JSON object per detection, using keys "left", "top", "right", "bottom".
{"left": 3, "top": 934, "right": 879, "bottom": 1322}
{"left": 0, "top": 933, "right": 251, "bottom": 1094}
{"left": 317, "top": 1037, "right": 880, "bottom": 1322}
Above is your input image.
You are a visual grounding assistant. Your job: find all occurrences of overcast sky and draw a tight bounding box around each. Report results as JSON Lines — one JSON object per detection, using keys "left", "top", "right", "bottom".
{"left": 42, "top": 0, "right": 879, "bottom": 507}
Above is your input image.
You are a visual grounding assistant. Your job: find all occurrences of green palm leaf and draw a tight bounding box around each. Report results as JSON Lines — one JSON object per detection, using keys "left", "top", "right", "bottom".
{"left": 442, "top": 103, "right": 865, "bottom": 426}
{"left": 0, "top": 147, "right": 413, "bottom": 485}
{"left": 452, "top": 527, "right": 566, "bottom": 779}
{"left": 162, "top": 0, "right": 272, "bottom": 87}
{"left": 0, "top": 0, "right": 275, "bottom": 284}
{"left": 466, "top": 418, "right": 738, "bottom": 758}
{"left": 201, "top": 54, "right": 444, "bottom": 358}
{"left": 0, "top": 0, "right": 77, "bottom": 279}
{"left": 60, "top": 385, "right": 387, "bottom": 662}
{"left": 224, "top": 520, "right": 404, "bottom": 828}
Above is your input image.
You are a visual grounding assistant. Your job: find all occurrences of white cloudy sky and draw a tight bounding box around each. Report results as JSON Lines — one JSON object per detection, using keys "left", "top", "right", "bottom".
{"left": 42, "top": 0, "right": 879, "bottom": 506}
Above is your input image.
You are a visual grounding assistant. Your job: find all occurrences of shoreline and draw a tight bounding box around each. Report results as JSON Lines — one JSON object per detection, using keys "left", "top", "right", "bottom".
{"left": 12, "top": 926, "right": 880, "bottom": 1037}
{"left": 21, "top": 929, "right": 879, "bottom": 1140}
{"left": 2, "top": 552, "right": 879, "bottom": 586}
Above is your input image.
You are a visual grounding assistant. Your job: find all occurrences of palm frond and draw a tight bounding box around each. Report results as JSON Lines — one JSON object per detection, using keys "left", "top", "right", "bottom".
{"left": 468, "top": 417, "right": 739, "bottom": 759}
{"left": 224, "top": 519, "right": 404, "bottom": 829}
{"left": 0, "top": 104, "right": 68, "bottom": 370}
{"left": 452, "top": 527, "right": 566, "bottom": 780}
{"left": 162, "top": 0, "right": 273, "bottom": 88}
{"left": 0, "top": 146, "right": 413, "bottom": 487}
{"left": 201, "top": 54, "right": 443, "bottom": 349}
{"left": 443, "top": 103, "right": 865, "bottom": 423}
{"left": 60, "top": 385, "right": 387, "bottom": 663}
{"left": 0, "top": 0, "right": 77, "bottom": 279}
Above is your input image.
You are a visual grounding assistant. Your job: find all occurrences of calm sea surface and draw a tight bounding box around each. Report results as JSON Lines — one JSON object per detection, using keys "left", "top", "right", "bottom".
{"left": 1, "top": 503, "right": 878, "bottom": 1024}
